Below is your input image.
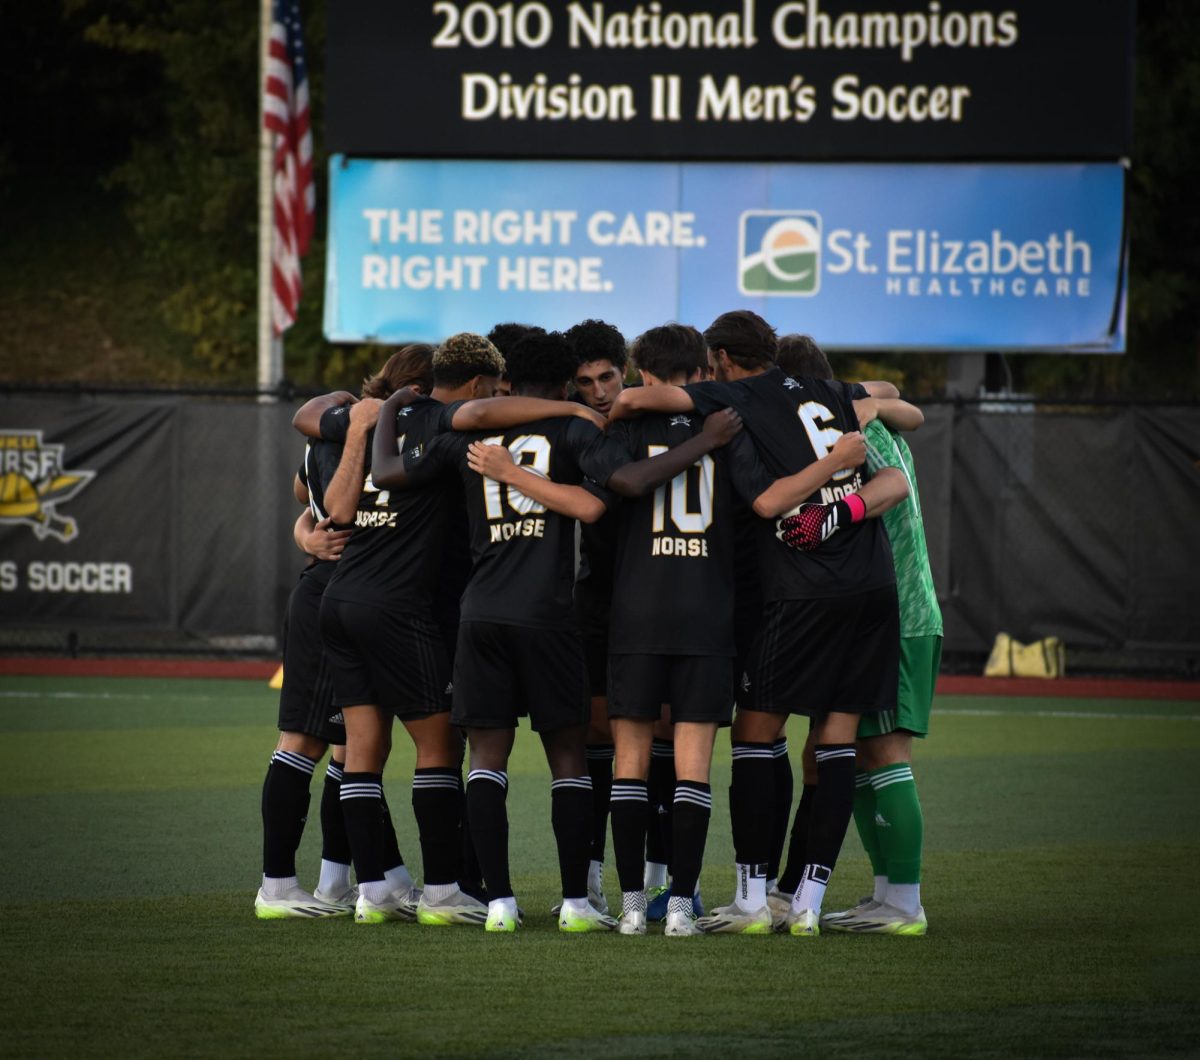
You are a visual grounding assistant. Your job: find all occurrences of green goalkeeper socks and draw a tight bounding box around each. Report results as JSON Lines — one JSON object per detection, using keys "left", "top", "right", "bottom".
{"left": 869, "top": 763, "right": 924, "bottom": 887}
{"left": 852, "top": 771, "right": 887, "bottom": 878}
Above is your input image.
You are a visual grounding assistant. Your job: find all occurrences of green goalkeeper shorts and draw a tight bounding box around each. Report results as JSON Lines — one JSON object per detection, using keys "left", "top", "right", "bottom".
{"left": 857, "top": 635, "right": 942, "bottom": 740}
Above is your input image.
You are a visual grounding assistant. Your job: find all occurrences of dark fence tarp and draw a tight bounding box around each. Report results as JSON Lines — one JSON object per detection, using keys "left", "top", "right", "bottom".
{"left": 1, "top": 393, "right": 1197, "bottom": 672}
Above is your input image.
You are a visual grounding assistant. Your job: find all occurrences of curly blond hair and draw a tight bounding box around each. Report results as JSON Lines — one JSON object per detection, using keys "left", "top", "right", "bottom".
{"left": 433, "top": 332, "right": 506, "bottom": 387}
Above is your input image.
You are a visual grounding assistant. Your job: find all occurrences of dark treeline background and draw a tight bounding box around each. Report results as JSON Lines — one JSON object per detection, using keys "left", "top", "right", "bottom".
{"left": 1, "top": 0, "right": 1197, "bottom": 397}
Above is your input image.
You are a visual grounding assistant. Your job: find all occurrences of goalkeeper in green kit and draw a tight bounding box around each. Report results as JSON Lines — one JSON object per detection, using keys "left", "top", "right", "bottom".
{"left": 774, "top": 335, "right": 941, "bottom": 936}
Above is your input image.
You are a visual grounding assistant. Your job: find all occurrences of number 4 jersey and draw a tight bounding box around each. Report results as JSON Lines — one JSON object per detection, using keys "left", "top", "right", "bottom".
{"left": 404, "top": 416, "right": 613, "bottom": 630}
{"left": 587, "top": 413, "right": 735, "bottom": 657}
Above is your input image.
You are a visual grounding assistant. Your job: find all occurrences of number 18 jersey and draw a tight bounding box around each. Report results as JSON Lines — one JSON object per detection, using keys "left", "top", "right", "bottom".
{"left": 588, "top": 414, "right": 735, "bottom": 657}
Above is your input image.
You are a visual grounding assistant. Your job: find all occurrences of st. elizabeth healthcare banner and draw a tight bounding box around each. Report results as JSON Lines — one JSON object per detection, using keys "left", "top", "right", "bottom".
{"left": 324, "top": 159, "right": 1126, "bottom": 352}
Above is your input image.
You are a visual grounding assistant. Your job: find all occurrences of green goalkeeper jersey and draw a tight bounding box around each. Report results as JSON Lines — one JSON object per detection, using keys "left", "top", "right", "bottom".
{"left": 864, "top": 419, "right": 943, "bottom": 638}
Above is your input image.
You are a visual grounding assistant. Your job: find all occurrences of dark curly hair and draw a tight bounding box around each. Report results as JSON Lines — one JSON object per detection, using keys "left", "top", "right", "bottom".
{"left": 432, "top": 332, "right": 505, "bottom": 388}
{"left": 564, "top": 318, "right": 627, "bottom": 370}
{"left": 703, "top": 310, "right": 777, "bottom": 371}
{"left": 630, "top": 324, "right": 706, "bottom": 382}
{"left": 505, "top": 330, "right": 577, "bottom": 389}
{"left": 777, "top": 334, "right": 832, "bottom": 380}
{"left": 361, "top": 343, "right": 435, "bottom": 398}
{"left": 487, "top": 322, "right": 544, "bottom": 359}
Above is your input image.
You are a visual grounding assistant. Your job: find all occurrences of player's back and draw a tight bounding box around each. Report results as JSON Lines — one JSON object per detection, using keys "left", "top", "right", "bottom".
{"left": 596, "top": 412, "right": 736, "bottom": 656}
{"left": 686, "top": 366, "right": 894, "bottom": 600}
{"left": 413, "top": 415, "right": 608, "bottom": 630}
{"left": 323, "top": 397, "right": 461, "bottom": 611}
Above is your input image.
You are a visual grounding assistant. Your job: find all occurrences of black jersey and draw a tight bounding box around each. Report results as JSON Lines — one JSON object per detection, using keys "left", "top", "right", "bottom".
{"left": 684, "top": 367, "right": 894, "bottom": 601}
{"left": 296, "top": 439, "right": 344, "bottom": 589}
{"left": 587, "top": 414, "right": 735, "bottom": 656}
{"left": 404, "top": 416, "right": 612, "bottom": 630}
{"left": 321, "top": 397, "right": 463, "bottom": 611}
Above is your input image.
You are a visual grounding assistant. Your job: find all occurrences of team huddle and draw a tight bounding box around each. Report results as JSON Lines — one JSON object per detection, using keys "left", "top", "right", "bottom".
{"left": 256, "top": 308, "right": 942, "bottom": 937}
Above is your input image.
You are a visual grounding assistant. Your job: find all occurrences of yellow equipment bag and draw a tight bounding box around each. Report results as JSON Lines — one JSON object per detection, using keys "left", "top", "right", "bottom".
{"left": 984, "top": 633, "right": 1066, "bottom": 679}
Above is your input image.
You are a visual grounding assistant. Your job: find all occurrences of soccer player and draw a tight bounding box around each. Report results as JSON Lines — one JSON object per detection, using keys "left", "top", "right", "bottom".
{"left": 610, "top": 309, "right": 915, "bottom": 936}
{"left": 372, "top": 331, "right": 618, "bottom": 934}
{"left": 256, "top": 347, "right": 432, "bottom": 920}
{"left": 562, "top": 318, "right": 629, "bottom": 914}
{"left": 774, "top": 339, "right": 940, "bottom": 936}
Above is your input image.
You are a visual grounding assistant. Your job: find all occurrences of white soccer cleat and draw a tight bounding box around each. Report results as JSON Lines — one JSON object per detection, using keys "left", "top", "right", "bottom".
{"left": 664, "top": 909, "right": 702, "bottom": 937}
{"left": 786, "top": 908, "right": 821, "bottom": 937}
{"left": 695, "top": 905, "right": 773, "bottom": 935}
{"left": 312, "top": 883, "right": 359, "bottom": 914}
{"left": 485, "top": 900, "right": 520, "bottom": 933}
{"left": 416, "top": 888, "right": 489, "bottom": 926}
{"left": 825, "top": 902, "right": 928, "bottom": 936}
{"left": 617, "top": 910, "right": 647, "bottom": 936}
{"left": 354, "top": 890, "right": 411, "bottom": 924}
{"left": 822, "top": 895, "right": 879, "bottom": 923}
{"left": 559, "top": 902, "right": 618, "bottom": 933}
{"left": 255, "top": 885, "right": 350, "bottom": 920}
{"left": 766, "top": 888, "right": 793, "bottom": 932}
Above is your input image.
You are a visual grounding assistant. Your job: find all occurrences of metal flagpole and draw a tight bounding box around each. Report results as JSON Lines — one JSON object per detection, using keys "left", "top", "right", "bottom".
{"left": 257, "top": 0, "right": 283, "bottom": 402}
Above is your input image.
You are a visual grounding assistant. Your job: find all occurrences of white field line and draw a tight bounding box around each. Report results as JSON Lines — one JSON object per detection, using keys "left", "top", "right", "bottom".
{"left": 936, "top": 707, "right": 1200, "bottom": 722}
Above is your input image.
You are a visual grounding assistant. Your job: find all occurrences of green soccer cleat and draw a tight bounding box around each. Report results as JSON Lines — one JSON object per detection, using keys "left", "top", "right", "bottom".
{"left": 695, "top": 905, "right": 774, "bottom": 935}
{"left": 559, "top": 902, "right": 618, "bottom": 933}
{"left": 255, "top": 885, "right": 350, "bottom": 920}
{"left": 825, "top": 903, "right": 928, "bottom": 936}
{"left": 354, "top": 891, "right": 411, "bottom": 924}
{"left": 485, "top": 900, "right": 520, "bottom": 933}
{"left": 416, "top": 888, "right": 489, "bottom": 926}
{"left": 787, "top": 908, "right": 821, "bottom": 937}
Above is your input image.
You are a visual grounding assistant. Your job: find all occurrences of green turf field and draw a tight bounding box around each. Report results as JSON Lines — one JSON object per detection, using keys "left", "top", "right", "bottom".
{"left": 1, "top": 676, "right": 1197, "bottom": 1058}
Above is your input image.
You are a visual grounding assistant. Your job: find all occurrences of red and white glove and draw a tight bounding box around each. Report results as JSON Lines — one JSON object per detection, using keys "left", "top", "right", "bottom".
{"left": 777, "top": 493, "right": 867, "bottom": 551}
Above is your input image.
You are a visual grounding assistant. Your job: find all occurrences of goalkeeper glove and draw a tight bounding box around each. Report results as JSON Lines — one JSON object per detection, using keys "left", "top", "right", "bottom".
{"left": 777, "top": 493, "right": 867, "bottom": 551}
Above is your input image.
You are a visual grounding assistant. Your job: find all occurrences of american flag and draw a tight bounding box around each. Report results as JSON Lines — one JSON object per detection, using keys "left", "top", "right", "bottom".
{"left": 263, "top": 0, "right": 314, "bottom": 335}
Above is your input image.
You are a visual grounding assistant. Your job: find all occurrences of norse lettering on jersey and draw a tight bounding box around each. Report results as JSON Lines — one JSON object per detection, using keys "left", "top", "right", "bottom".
{"left": 321, "top": 397, "right": 462, "bottom": 611}
{"left": 685, "top": 367, "right": 895, "bottom": 601}
{"left": 589, "top": 415, "right": 735, "bottom": 657}
{"left": 403, "top": 416, "right": 613, "bottom": 630}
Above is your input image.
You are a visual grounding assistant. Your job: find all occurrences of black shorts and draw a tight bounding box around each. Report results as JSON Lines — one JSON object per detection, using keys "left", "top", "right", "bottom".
{"left": 451, "top": 621, "right": 589, "bottom": 733}
{"left": 574, "top": 584, "right": 611, "bottom": 697}
{"left": 278, "top": 570, "right": 345, "bottom": 744}
{"left": 319, "top": 596, "right": 451, "bottom": 720}
{"left": 738, "top": 585, "right": 900, "bottom": 717}
{"left": 608, "top": 654, "right": 734, "bottom": 725}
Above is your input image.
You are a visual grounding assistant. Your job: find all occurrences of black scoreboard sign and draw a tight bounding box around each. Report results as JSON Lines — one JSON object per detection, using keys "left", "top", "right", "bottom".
{"left": 327, "top": 0, "right": 1134, "bottom": 161}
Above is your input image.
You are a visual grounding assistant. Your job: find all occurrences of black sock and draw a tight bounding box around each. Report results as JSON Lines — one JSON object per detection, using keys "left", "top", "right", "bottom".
{"left": 647, "top": 739, "right": 676, "bottom": 871}
{"left": 778, "top": 783, "right": 816, "bottom": 895}
{"left": 806, "top": 745, "right": 858, "bottom": 875}
{"left": 585, "top": 743, "right": 615, "bottom": 863}
{"left": 768, "top": 738, "right": 794, "bottom": 882}
{"left": 459, "top": 774, "right": 487, "bottom": 900}
{"left": 669, "top": 781, "right": 712, "bottom": 899}
{"left": 340, "top": 771, "right": 385, "bottom": 883}
{"left": 609, "top": 777, "right": 648, "bottom": 894}
{"left": 261, "top": 750, "right": 317, "bottom": 878}
{"left": 730, "top": 742, "right": 775, "bottom": 869}
{"left": 551, "top": 776, "right": 593, "bottom": 900}
{"left": 379, "top": 793, "right": 404, "bottom": 873}
{"left": 319, "top": 759, "right": 351, "bottom": 866}
{"left": 412, "top": 767, "right": 462, "bottom": 886}
{"left": 467, "top": 769, "right": 511, "bottom": 900}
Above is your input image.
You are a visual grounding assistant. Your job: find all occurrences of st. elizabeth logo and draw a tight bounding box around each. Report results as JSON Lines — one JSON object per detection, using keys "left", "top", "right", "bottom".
{"left": 739, "top": 211, "right": 822, "bottom": 296}
{"left": 0, "top": 431, "right": 95, "bottom": 542}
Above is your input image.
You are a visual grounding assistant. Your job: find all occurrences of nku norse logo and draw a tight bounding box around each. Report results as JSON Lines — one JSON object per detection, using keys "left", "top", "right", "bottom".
{"left": 0, "top": 430, "right": 95, "bottom": 542}
{"left": 739, "top": 211, "right": 822, "bottom": 297}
